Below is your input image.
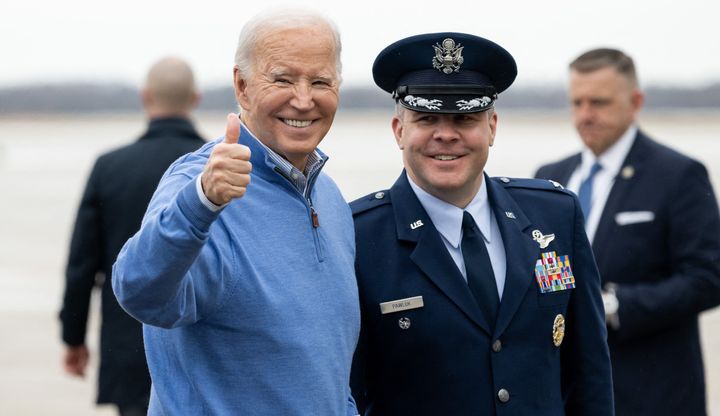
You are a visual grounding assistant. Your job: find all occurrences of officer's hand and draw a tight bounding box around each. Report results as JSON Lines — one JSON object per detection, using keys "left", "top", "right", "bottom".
{"left": 63, "top": 344, "right": 89, "bottom": 377}
{"left": 201, "top": 113, "right": 252, "bottom": 206}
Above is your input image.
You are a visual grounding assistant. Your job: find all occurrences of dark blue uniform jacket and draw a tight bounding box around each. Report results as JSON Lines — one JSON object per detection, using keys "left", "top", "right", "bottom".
{"left": 350, "top": 172, "right": 614, "bottom": 416}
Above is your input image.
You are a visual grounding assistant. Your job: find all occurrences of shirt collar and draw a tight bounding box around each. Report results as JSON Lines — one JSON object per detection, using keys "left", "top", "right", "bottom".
{"left": 580, "top": 124, "right": 637, "bottom": 177}
{"left": 407, "top": 173, "right": 493, "bottom": 249}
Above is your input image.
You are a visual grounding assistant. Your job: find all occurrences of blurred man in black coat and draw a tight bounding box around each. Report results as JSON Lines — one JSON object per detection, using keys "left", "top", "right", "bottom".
{"left": 535, "top": 48, "right": 720, "bottom": 416}
{"left": 59, "top": 57, "right": 205, "bottom": 416}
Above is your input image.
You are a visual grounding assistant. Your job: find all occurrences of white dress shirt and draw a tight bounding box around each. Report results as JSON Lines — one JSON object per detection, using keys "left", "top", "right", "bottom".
{"left": 407, "top": 173, "right": 507, "bottom": 299}
{"left": 566, "top": 125, "right": 638, "bottom": 243}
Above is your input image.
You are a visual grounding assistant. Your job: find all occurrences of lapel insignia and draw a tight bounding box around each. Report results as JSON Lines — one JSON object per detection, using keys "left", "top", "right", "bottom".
{"left": 410, "top": 220, "right": 424, "bottom": 230}
{"left": 531, "top": 229, "right": 555, "bottom": 248}
{"left": 621, "top": 165, "right": 635, "bottom": 179}
{"left": 432, "top": 38, "right": 464, "bottom": 74}
{"left": 552, "top": 314, "right": 565, "bottom": 347}
{"left": 534, "top": 251, "right": 576, "bottom": 293}
{"left": 398, "top": 317, "right": 412, "bottom": 330}
{"left": 505, "top": 211, "right": 516, "bottom": 219}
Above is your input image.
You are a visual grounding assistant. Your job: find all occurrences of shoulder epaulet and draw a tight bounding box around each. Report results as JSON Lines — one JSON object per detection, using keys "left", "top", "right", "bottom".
{"left": 491, "top": 176, "right": 570, "bottom": 193}
{"left": 350, "top": 190, "right": 392, "bottom": 215}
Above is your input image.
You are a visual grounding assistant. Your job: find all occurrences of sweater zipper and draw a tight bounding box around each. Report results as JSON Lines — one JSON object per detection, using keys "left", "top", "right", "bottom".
{"left": 273, "top": 162, "right": 326, "bottom": 262}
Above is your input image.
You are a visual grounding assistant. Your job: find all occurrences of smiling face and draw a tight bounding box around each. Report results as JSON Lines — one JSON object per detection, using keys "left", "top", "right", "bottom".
{"left": 234, "top": 24, "right": 340, "bottom": 170}
{"left": 393, "top": 107, "right": 497, "bottom": 208}
{"left": 570, "top": 66, "right": 643, "bottom": 156}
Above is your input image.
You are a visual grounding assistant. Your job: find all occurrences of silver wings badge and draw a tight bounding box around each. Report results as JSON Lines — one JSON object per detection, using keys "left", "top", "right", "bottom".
{"left": 532, "top": 229, "right": 555, "bottom": 249}
{"left": 432, "top": 38, "right": 464, "bottom": 74}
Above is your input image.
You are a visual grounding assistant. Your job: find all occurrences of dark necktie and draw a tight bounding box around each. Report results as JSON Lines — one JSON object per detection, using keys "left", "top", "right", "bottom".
{"left": 461, "top": 211, "right": 499, "bottom": 328}
{"left": 578, "top": 162, "right": 603, "bottom": 219}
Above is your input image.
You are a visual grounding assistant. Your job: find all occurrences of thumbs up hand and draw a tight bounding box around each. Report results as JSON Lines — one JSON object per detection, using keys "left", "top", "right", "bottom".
{"left": 201, "top": 113, "right": 252, "bottom": 206}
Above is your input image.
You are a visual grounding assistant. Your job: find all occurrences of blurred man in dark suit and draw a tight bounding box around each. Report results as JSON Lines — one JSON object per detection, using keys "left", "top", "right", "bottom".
{"left": 59, "top": 56, "right": 205, "bottom": 416}
{"left": 535, "top": 48, "right": 720, "bottom": 416}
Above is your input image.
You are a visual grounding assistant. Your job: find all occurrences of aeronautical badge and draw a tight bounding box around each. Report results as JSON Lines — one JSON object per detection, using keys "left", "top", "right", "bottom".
{"left": 531, "top": 229, "right": 555, "bottom": 248}
{"left": 534, "top": 251, "right": 576, "bottom": 293}
{"left": 552, "top": 314, "right": 565, "bottom": 347}
{"left": 432, "top": 38, "right": 464, "bottom": 74}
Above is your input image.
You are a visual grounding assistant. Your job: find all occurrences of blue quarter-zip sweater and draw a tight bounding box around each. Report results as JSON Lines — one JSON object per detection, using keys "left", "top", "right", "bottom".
{"left": 113, "top": 125, "right": 360, "bottom": 415}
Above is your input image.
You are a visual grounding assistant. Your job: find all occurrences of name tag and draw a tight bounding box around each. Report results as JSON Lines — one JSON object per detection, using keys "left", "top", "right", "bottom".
{"left": 379, "top": 296, "right": 424, "bottom": 314}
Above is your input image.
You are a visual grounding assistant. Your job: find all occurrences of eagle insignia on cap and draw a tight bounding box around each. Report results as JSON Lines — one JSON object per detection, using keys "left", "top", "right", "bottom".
{"left": 432, "top": 38, "right": 464, "bottom": 74}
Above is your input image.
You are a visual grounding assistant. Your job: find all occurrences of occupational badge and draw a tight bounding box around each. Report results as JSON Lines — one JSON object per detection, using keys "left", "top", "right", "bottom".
{"left": 432, "top": 38, "right": 464, "bottom": 74}
{"left": 531, "top": 229, "right": 555, "bottom": 249}
{"left": 552, "top": 314, "right": 565, "bottom": 347}
{"left": 534, "top": 251, "right": 576, "bottom": 293}
{"left": 398, "top": 317, "right": 412, "bottom": 330}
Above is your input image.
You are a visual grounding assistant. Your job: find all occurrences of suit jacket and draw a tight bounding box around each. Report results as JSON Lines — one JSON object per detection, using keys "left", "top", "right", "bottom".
{"left": 350, "top": 172, "right": 613, "bottom": 416}
{"left": 59, "top": 117, "right": 205, "bottom": 406}
{"left": 535, "top": 131, "right": 720, "bottom": 416}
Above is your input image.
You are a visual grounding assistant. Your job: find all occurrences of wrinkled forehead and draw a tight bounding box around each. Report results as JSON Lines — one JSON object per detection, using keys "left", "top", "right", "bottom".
{"left": 252, "top": 26, "right": 339, "bottom": 76}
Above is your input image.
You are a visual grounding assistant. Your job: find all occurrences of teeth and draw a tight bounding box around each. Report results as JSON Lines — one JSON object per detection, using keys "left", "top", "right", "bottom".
{"left": 283, "top": 119, "right": 312, "bottom": 128}
{"left": 434, "top": 155, "right": 458, "bottom": 161}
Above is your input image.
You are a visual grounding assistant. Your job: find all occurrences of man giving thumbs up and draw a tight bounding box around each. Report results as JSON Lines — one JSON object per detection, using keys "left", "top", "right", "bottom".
{"left": 112, "top": 9, "right": 360, "bottom": 416}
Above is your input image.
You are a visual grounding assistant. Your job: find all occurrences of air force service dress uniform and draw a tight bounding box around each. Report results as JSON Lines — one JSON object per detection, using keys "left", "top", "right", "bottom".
{"left": 350, "top": 33, "right": 614, "bottom": 415}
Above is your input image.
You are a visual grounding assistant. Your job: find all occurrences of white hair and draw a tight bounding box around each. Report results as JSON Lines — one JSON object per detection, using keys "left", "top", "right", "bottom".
{"left": 234, "top": 8, "right": 342, "bottom": 80}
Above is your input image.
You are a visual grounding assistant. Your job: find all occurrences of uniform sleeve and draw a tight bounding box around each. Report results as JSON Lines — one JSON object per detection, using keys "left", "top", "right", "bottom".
{"left": 562, "top": 194, "right": 614, "bottom": 415}
{"left": 60, "top": 160, "right": 104, "bottom": 346}
{"left": 112, "top": 158, "right": 232, "bottom": 329}
{"left": 614, "top": 161, "right": 720, "bottom": 340}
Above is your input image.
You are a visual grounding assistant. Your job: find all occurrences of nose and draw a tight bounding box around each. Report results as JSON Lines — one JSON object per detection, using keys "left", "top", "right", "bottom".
{"left": 290, "top": 82, "right": 315, "bottom": 111}
{"left": 432, "top": 117, "right": 459, "bottom": 142}
{"left": 574, "top": 101, "right": 594, "bottom": 124}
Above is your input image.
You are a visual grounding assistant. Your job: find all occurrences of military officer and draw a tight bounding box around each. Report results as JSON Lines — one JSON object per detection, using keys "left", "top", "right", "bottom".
{"left": 350, "top": 32, "right": 614, "bottom": 415}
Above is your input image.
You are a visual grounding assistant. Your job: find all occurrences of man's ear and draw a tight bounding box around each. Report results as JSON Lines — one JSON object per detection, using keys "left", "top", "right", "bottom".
{"left": 391, "top": 116, "right": 404, "bottom": 149}
{"left": 488, "top": 110, "right": 498, "bottom": 147}
{"left": 233, "top": 66, "right": 251, "bottom": 112}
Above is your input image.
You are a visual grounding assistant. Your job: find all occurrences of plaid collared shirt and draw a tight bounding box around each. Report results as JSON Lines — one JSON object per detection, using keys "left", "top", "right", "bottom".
{"left": 252, "top": 132, "right": 325, "bottom": 197}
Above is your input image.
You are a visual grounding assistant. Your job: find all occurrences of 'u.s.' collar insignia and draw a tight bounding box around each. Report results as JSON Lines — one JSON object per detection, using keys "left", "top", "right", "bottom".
{"left": 410, "top": 220, "right": 424, "bottom": 230}
{"left": 505, "top": 211, "right": 516, "bottom": 219}
{"left": 552, "top": 314, "right": 565, "bottom": 347}
{"left": 621, "top": 165, "right": 635, "bottom": 179}
{"left": 532, "top": 229, "right": 555, "bottom": 248}
{"left": 432, "top": 38, "right": 464, "bottom": 74}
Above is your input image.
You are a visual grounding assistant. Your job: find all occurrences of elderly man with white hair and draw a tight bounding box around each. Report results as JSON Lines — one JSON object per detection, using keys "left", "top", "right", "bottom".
{"left": 113, "top": 9, "right": 360, "bottom": 415}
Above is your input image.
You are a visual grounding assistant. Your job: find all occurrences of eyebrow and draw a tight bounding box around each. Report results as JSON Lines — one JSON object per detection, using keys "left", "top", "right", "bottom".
{"left": 268, "top": 68, "right": 336, "bottom": 82}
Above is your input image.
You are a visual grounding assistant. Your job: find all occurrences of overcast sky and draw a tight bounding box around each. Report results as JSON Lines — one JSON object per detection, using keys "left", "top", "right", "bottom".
{"left": 2, "top": 0, "right": 718, "bottom": 90}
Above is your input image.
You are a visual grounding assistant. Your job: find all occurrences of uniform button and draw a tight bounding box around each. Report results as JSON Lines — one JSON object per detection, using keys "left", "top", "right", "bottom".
{"left": 374, "top": 191, "right": 385, "bottom": 199}
{"left": 492, "top": 339, "right": 502, "bottom": 352}
{"left": 497, "top": 388, "right": 510, "bottom": 403}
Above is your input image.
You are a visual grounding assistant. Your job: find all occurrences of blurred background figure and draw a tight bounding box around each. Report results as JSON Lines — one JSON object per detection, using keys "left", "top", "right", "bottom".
{"left": 535, "top": 48, "right": 720, "bottom": 416}
{"left": 59, "top": 56, "right": 205, "bottom": 416}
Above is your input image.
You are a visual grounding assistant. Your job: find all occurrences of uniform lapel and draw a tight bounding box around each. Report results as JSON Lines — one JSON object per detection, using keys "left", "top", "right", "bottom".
{"left": 486, "top": 177, "right": 540, "bottom": 337}
{"left": 390, "top": 173, "right": 492, "bottom": 334}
